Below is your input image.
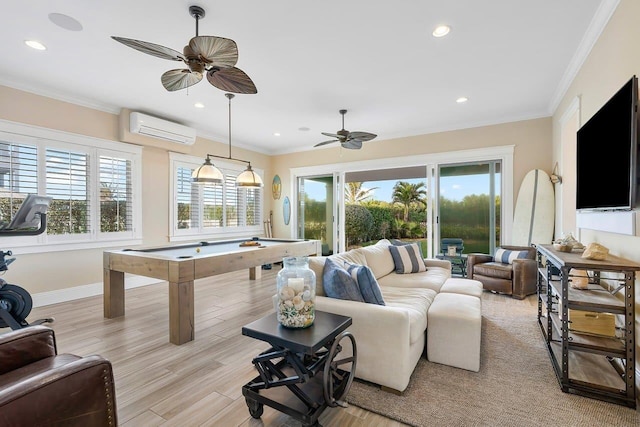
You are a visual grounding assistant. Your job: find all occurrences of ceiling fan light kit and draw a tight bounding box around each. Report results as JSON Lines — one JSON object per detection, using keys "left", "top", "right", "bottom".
{"left": 315, "top": 109, "right": 377, "bottom": 150}
{"left": 112, "top": 5, "right": 257, "bottom": 94}
{"left": 192, "top": 93, "right": 263, "bottom": 188}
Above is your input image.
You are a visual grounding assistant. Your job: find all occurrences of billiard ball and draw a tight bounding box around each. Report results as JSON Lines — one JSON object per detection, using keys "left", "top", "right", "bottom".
{"left": 196, "top": 247, "right": 201, "bottom": 253}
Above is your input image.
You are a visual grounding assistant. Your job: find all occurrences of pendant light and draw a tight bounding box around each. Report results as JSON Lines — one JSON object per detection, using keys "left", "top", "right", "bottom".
{"left": 192, "top": 93, "right": 263, "bottom": 187}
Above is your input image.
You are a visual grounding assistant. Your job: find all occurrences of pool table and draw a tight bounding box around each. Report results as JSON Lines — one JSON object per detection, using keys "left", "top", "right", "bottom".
{"left": 103, "top": 238, "right": 321, "bottom": 345}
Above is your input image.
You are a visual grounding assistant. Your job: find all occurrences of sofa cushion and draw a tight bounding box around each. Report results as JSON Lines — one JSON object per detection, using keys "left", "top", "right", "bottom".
{"left": 322, "top": 258, "right": 365, "bottom": 302}
{"left": 345, "top": 262, "right": 385, "bottom": 305}
{"left": 308, "top": 256, "right": 328, "bottom": 296}
{"left": 377, "top": 268, "right": 448, "bottom": 292}
{"left": 474, "top": 262, "right": 513, "bottom": 280}
{"left": 382, "top": 286, "right": 437, "bottom": 344}
{"left": 494, "top": 248, "right": 530, "bottom": 264}
{"left": 360, "top": 239, "right": 396, "bottom": 279}
{"left": 389, "top": 243, "right": 427, "bottom": 274}
{"left": 332, "top": 248, "right": 368, "bottom": 266}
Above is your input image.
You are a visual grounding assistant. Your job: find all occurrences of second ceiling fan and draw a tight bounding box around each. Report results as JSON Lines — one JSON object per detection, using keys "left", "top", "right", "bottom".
{"left": 315, "top": 110, "right": 377, "bottom": 150}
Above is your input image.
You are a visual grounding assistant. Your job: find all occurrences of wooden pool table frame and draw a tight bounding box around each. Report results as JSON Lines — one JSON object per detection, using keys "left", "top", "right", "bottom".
{"left": 103, "top": 238, "right": 321, "bottom": 345}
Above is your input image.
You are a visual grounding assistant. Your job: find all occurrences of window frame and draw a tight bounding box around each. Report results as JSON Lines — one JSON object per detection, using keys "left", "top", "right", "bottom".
{"left": 0, "top": 119, "right": 143, "bottom": 253}
{"left": 169, "top": 152, "right": 264, "bottom": 241}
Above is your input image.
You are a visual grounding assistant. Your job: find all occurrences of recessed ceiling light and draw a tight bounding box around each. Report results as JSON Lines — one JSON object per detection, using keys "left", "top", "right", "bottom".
{"left": 25, "top": 40, "right": 46, "bottom": 50}
{"left": 273, "top": 132, "right": 281, "bottom": 137}
{"left": 456, "top": 97, "right": 468, "bottom": 103}
{"left": 432, "top": 25, "right": 451, "bottom": 38}
{"left": 194, "top": 102, "right": 205, "bottom": 108}
{"left": 48, "top": 13, "right": 83, "bottom": 31}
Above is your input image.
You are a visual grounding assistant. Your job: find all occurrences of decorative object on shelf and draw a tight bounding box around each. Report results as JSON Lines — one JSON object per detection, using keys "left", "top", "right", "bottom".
{"left": 314, "top": 109, "right": 377, "bottom": 150}
{"left": 569, "top": 309, "right": 616, "bottom": 337}
{"left": 111, "top": 5, "right": 257, "bottom": 94}
{"left": 283, "top": 196, "right": 291, "bottom": 225}
{"left": 272, "top": 175, "right": 282, "bottom": 200}
{"left": 552, "top": 242, "right": 572, "bottom": 252}
{"left": 581, "top": 242, "right": 609, "bottom": 260}
{"left": 276, "top": 256, "right": 316, "bottom": 328}
{"left": 552, "top": 233, "right": 584, "bottom": 252}
{"left": 550, "top": 162, "right": 562, "bottom": 184}
{"left": 569, "top": 269, "right": 590, "bottom": 289}
{"left": 192, "top": 93, "right": 263, "bottom": 187}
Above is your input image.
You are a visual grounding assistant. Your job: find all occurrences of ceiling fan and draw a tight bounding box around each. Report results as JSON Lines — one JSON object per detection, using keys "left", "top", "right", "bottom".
{"left": 315, "top": 109, "right": 377, "bottom": 150}
{"left": 111, "top": 5, "right": 256, "bottom": 94}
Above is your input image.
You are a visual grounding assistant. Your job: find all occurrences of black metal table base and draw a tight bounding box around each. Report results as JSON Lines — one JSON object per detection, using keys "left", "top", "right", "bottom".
{"left": 242, "top": 343, "right": 347, "bottom": 426}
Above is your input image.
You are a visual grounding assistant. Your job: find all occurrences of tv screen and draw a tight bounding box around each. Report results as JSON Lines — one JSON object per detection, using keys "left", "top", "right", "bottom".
{"left": 576, "top": 76, "right": 639, "bottom": 210}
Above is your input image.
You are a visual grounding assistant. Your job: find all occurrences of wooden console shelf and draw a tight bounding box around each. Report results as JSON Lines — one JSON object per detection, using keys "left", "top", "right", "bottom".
{"left": 536, "top": 244, "right": 638, "bottom": 408}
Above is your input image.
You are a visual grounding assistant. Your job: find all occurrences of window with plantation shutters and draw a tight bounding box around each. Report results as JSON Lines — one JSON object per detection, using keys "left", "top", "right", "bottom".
{"left": 176, "top": 166, "right": 198, "bottom": 230}
{"left": 0, "top": 141, "right": 38, "bottom": 225}
{"left": 0, "top": 121, "right": 142, "bottom": 252}
{"left": 99, "top": 156, "right": 133, "bottom": 233}
{"left": 45, "top": 148, "right": 90, "bottom": 235}
{"left": 170, "top": 154, "right": 263, "bottom": 239}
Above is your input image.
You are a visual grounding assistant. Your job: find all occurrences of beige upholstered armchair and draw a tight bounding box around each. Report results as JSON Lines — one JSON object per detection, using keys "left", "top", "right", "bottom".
{"left": 467, "top": 245, "right": 537, "bottom": 299}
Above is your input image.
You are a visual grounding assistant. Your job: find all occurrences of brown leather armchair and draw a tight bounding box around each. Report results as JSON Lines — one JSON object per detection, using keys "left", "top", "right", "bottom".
{"left": 0, "top": 325, "right": 117, "bottom": 426}
{"left": 467, "top": 245, "right": 537, "bottom": 299}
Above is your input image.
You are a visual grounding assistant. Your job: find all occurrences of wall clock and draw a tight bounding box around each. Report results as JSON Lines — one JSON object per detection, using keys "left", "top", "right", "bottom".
{"left": 272, "top": 174, "right": 282, "bottom": 200}
{"left": 283, "top": 196, "right": 291, "bottom": 225}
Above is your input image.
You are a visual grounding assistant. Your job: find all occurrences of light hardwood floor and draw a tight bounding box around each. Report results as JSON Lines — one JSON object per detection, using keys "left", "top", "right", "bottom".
{"left": 21, "top": 267, "right": 409, "bottom": 427}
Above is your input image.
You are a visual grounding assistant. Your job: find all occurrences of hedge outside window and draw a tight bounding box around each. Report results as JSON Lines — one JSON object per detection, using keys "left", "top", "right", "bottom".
{"left": 170, "top": 153, "right": 263, "bottom": 240}
{"left": 0, "top": 121, "right": 142, "bottom": 252}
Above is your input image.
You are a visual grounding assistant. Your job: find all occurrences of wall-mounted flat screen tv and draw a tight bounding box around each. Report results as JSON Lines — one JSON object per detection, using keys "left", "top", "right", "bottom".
{"left": 576, "top": 76, "right": 639, "bottom": 211}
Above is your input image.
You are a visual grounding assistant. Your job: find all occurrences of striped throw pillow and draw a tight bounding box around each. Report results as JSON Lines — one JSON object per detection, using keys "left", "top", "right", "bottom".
{"left": 345, "top": 262, "right": 385, "bottom": 305}
{"left": 494, "top": 248, "right": 530, "bottom": 264}
{"left": 389, "top": 242, "right": 427, "bottom": 274}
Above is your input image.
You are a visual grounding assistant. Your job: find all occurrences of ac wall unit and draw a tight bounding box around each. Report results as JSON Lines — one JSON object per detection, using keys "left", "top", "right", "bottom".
{"left": 129, "top": 112, "right": 196, "bottom": 145}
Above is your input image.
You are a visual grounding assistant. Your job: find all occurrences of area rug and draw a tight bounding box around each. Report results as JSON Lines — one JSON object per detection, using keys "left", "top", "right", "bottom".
{"left": 346, "top": 296, "right": 640, "bottom": 427}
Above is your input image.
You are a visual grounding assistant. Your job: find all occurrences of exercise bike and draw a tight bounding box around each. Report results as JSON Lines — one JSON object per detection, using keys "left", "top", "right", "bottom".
{"left": 0, "top": 195, "right": 55, "bottom": 330}
{"left": 0, "top": 250, "right": 54, "bottom": 330}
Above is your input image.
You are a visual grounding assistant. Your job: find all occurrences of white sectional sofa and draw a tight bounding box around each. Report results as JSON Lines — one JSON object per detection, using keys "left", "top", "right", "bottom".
{"left": 306, "top": 239, "right": 482, "bottom": 393}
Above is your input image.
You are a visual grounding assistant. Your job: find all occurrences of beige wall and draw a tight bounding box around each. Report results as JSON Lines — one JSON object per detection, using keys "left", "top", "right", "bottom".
{"left": 270, "top": 118, "right": 552, "bottom": 239}
{"left": 551, "top": 0, "right": 640, "bottom": 390}
{"left": 0, "top": 85, "right": 270, "bottom": 293}
{"left": 0, "top": 83, "right": 552, "bottom": 295}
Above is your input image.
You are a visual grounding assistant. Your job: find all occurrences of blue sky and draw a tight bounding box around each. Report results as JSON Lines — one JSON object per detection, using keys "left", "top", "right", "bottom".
{"left": 305, "top": 174, "right": 497, "bottom": 202}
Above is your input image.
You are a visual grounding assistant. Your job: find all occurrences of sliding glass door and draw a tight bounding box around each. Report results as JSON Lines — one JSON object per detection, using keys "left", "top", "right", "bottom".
{"left": 436, "top": 161, "right": 501, "bottom": 255}
{"left": 297, "top": 175, "right": 335, "bottom": 256}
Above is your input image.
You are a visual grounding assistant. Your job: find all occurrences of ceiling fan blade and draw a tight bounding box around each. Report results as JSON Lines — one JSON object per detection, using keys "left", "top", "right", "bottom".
{"left": 321, "top": 132, "right": 340, "bottom": 138}
{"left": 347, "top": 131, "right": 377, "bottom": 142}
{"left": 207, "top": 67, "right": 257, "bottom": 94}
{"left": 161, "top": 69, "right": 203, "bottom": 91}
{"left": 342, "top": 139, "right": 363, "bottom": 150}
{"left": 189, "top": 36, "right": 238, "bottom": 68}
{"left": 314, "top": 139, "right": 339, "bottom": 147}
{"left": 111, "top": 36, "right": 185, "bottom": 61}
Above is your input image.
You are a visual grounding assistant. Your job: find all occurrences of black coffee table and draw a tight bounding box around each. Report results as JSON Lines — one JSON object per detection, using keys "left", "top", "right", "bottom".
{"left": 241, "top": 311, "right": 357, "bottom": 427}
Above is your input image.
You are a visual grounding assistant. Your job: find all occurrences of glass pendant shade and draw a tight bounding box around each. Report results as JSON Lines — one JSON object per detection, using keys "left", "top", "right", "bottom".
{"left": 192, "top": 156, "right": 224, "bottom": 184}
{"left": 236, "top": 164, "right": 264, "bottom": 187}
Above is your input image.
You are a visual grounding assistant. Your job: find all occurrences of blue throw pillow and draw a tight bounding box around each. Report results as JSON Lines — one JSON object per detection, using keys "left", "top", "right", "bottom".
{"left": 389, "top": 242, "right": 427, "bottom": 274}
{"left": 345, "top": 262, "right": 385, "bottom": 305}
{"left": 494, "top": 248, "right": 530, "bottom": 264}
{"left": 322, "top": 258, "right": 365, "bottom": 302}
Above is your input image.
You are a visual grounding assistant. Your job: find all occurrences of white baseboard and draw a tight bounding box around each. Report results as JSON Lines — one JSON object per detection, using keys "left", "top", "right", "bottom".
{"left": 32, "top": 275, "right": 164, "bottom": 307}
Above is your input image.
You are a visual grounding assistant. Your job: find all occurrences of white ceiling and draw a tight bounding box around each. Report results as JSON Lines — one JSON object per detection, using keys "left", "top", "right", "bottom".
{"left": 0, "top": 0, "right": 613, "bottom": 155}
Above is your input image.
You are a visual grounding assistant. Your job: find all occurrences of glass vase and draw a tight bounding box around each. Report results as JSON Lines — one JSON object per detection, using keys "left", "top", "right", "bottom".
{"left": 276, "top": 256, "right": 316, "bottom": 328}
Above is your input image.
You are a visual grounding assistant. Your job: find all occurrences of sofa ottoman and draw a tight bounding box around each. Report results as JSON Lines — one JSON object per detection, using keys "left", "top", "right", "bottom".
{"left": 426, "top": 292, "right": 482, "bottom": 372}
